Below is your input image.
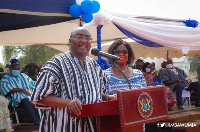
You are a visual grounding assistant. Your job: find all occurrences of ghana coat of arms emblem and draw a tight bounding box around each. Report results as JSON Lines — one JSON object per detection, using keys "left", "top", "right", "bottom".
{"left": 137, "top": 92, "right": 153, "bottom": 119}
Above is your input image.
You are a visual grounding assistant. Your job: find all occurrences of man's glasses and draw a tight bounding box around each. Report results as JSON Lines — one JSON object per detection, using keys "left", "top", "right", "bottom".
{"left": 114, "top": 49, "right": 128, "bottom": 55}
{"left": 72, "top": 35, "right": 92, "bottom": 42}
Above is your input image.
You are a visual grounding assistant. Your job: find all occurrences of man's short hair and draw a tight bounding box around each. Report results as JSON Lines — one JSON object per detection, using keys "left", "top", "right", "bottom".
{"left": 136, "top": 59, "right": 144, "bottom": 63}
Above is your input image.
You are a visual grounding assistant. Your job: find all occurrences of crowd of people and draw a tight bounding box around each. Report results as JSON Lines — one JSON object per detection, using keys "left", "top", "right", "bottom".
{"left": 0, "top": 27, "right": 200, "bottom": 132}
{"left": 0, "top": 59, "right": 40, "bottom": 126}
{"left": 0, "top": 61, "right": 42, "bottom": 130}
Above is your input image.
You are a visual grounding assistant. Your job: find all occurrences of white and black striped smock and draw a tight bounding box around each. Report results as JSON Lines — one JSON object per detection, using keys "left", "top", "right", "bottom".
{"left": 31, "top": 52, "right": 105, "bottom": 132}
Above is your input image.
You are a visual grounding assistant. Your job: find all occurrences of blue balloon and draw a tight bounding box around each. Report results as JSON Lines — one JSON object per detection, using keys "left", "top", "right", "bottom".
{"left": 69, "top": 4, "right": 82, "bottom": 18}
{"left": 82, "top": 13, "right": 93, "bottom": 23}
{"left": 81, "top": 0, "right": 93, "bottom": 13}
{"left": 92, "top": 0, "right": 100, "bottom": 13}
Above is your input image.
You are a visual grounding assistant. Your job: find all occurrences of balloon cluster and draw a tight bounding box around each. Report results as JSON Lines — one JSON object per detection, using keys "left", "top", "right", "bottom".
{"left": 69, "top": 0, "right": 100, "bottom": 23}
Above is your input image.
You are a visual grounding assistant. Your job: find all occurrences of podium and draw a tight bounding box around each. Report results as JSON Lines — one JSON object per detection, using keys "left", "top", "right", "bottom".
{"left": 73, "top": 86, "right": 169, "bottom": 132}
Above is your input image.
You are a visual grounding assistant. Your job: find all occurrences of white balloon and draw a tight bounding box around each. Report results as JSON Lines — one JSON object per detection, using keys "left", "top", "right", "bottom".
{"left": 76, "top": 0, "right": 83, "bottom": 5}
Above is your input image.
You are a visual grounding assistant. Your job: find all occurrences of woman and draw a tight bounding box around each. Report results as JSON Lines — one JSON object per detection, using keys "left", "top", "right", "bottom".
{"left": 104, "top": 38, "right": 147, "bottom": 95}
{"left": 104, "top": 38, "right": 147, "bottom": 131}
{"left": 142, "top": 62, "right": 177, "bottom": 110}
{"left": 142, "top": 62, "right": 154, "bottom": 86}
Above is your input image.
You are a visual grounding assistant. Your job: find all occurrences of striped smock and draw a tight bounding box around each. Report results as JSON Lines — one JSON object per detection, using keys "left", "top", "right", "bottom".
{"left": 0, "top": 73, "right": 35, "bottom": 106}
{"left": 31, "top": 52, "right": 105, "bottom": 132}
{"left": 104, "top": 69, "right": 147, "bottom": 95}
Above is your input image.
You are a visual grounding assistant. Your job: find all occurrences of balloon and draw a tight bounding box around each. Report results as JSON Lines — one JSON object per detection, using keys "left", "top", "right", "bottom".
{"left": 92, "top": 0, "right": 100, "bottom": 13}
{"left": 69, "top": 4, "right": 82, "bottom": 18}
{"left": 82, "top": 13, "right": 93, "bottom": 23}
{"left": 81, "top": 0, "right": 93, "bottom": 13}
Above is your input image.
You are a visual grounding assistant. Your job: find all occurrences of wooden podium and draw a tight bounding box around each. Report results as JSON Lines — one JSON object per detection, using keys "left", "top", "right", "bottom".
{"left": 73, "top": 86, "right": 169, "bottom": 132}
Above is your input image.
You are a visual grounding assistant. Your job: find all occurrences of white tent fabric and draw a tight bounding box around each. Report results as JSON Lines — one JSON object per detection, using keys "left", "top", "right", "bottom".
{"left": 112, "top": 16, "right": 200, "bottom": 50}
{"left": 99, "top": 0, "right": 200, "bottom": 21}
{"left": 82, "top": 11, "right": 200, "bottom": 59}
{"left": 1, "top": 0, "right": 200, "bottom": 59}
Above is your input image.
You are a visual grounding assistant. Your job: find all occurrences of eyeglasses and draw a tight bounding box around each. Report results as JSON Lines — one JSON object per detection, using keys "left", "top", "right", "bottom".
{"left": 72, "top": 35, "right": 92, "bottom": 42}
{"left": 114, "top": 49, "right": 128, "bottom": 55}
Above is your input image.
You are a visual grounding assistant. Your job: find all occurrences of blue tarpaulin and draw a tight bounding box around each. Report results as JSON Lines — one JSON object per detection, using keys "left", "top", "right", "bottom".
{"left": 0, "top": 0, "right": 77, "bottom": 31}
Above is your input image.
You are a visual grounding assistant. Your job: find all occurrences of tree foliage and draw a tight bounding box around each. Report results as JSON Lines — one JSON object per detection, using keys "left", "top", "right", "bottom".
{"left": 2, "top": 46, "right": 18, "bottom": 65}
{"left": 2, "top": 45, "right": 62, "bottom": 68}
{"left": 0, "top": 63, "right": 4, "bottom": 69}
{"left": 190, "top": 54, "right": 200, "bottom": 72}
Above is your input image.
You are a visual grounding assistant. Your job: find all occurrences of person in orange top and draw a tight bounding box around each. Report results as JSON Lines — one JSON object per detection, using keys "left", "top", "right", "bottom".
{"left": 142, "top": 62, "right": 154, "bottom": 86}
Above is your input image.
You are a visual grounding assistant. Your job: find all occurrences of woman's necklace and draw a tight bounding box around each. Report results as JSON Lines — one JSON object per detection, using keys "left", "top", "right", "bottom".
{"left": 114, "top": 67, "right": 128, "bottom": 72}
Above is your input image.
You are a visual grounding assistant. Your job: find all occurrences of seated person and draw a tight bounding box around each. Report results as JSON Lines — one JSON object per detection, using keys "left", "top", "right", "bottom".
{"left": 25, "top": 63, "right": 39, "bottom": 81}
{"left": 157, "top": 61, "right": 167, "bottom": 78}
{"left": 151, "top": 62, "right": 157, "bottom": 78}
{"left": 4, "top": 64, "right": 11, "bottom": 73}
{"left": 142, "top": 62, "right": 154, "bottom": 86}
{"left": 161, "top": 59, "right": 200, "bottom": 109}
{"left": 0, "top": 67, "right": 4, "bottom": 72}
{"left": 132, "top": 59, "right": 144, "bottom": 71}
{"left": 0, "top": 59, "right": 40, "bottom": 126}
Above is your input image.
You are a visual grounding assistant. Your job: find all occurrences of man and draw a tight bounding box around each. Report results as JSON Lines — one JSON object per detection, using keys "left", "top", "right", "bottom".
{"left": 161, "top": 59, "right": 200, "bottom": 109}
{"left": 31, "top": 27, "right": 114, "bottom": 132}
{"left": 157, "top": 61, "right": 167, "bottom": 78}
{"left": 0, "top": 59, "right": 40, "bottom": 126}
{"left": 25, "top": 63, "right": 39, "bottom": 81}
{"left": 151, "top": 62, "right": 157, "bottom": 78}
{"left": 132, "top": 59, "right": 144, "bottom": 70}
{"left": 4, "top": 64, "right": 11, "bottom": 73}
{"left": 196, "top": 64, "right": 200, "bottom": 81}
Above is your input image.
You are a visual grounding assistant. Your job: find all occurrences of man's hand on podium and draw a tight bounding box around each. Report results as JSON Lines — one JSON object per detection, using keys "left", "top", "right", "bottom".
{"left": 108, "top": 94, "right": 117, "bottom": 101}
{"left": 67, "top": 98, "right": 82, "bottom": 116}
{"left": 102, "top": 94, "right": 117, "bottom": 101}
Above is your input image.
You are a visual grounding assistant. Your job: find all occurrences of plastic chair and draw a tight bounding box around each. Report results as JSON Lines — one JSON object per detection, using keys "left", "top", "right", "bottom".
{"left": 6, "top": 93, "right": 22, "bottom": 129}
{"left": 172, "top": 90, "right": 191, "bottom": 107}
{"left": 4, "top": 91, "right": 41, "bottom": 129}
{"left": 6, "top": 93, "right": 37, "bottom": 128}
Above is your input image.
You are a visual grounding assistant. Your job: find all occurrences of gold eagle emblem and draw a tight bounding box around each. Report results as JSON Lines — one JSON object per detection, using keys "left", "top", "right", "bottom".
{"left": 140, "top": 98, "right": 151, "bottom": 112}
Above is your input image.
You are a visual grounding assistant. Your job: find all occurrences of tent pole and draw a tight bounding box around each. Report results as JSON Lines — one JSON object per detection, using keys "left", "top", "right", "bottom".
{"left": 97, "top": 25, "right": 103, "bottom": 60}
{"left": 167, "top": 50, "right": 169, "bottom": 60}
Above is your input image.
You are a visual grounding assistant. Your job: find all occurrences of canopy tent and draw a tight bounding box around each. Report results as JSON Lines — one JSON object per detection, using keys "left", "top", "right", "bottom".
{"left": 112, "top": 16, "right": 200, "bottom": 51}
{"left": 0, "top": 0, "right": 200, "bottom": 59}
{"left": 1, "top": 19, "right": 199, "bottom": 59}
{"left": 90, "top": 38, "right": 200, "bottom": 60}
{"left": 0, "top": 20, "right": 127, "bottom": 51}
{"left": 100, "top": 0, "right": 200, "bottom": 22}
{"left": 0, "top": 0, "right": 77, "bottom": 31}
{"left": 86, "top": 13, "right": 200, "bottom": 59}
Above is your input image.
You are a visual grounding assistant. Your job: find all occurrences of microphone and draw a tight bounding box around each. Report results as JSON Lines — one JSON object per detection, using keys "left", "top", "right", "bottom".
{"left": 91, "top": 48, "right": 120, "bottom": 60}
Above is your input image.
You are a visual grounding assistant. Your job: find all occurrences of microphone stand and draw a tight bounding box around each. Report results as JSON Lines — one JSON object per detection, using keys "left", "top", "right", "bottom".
{"left": 110, "top": 60, "right": 132, "bottom": 90}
